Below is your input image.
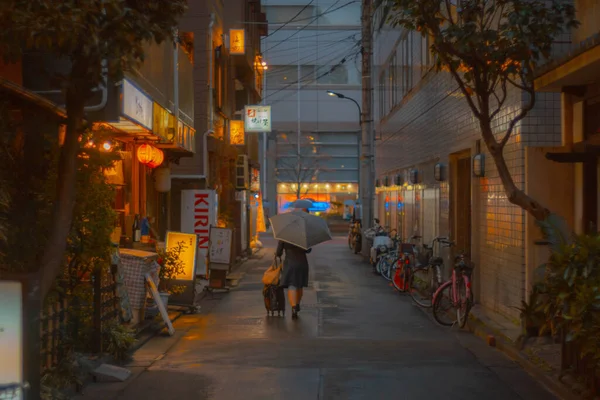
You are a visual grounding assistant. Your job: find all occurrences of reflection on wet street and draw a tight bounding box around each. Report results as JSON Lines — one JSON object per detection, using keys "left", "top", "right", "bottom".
{"left": 83, "top": 234, "right": 556, "bottom": 400}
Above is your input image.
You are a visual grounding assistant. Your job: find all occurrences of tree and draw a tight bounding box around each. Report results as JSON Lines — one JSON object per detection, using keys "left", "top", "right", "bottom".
{"left": 0, "top": 0, "right": 187, "bottom": 299}
{"left": 380, "top": 0, "right": 577, "bottom": 220}
{"left": 273, "top": 133, "right": 331, "bottom": 200}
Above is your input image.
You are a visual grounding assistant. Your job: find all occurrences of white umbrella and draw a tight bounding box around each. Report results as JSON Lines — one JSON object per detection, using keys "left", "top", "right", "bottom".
{"left": 269, "top": 211, "right": 332, "bottom": 250}
{"left": 290, "top": 199, "right": 313, "bottom": 209}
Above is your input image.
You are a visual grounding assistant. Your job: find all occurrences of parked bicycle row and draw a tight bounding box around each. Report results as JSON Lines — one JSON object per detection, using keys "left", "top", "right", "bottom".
{"left": 349, "top": 219, "right": 475, "bottom": 327}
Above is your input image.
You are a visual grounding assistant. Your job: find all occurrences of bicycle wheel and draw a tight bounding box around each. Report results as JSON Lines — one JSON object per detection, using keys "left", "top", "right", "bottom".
{"left": 374, "top": 256, "right": 384, "bottom": 275}
{"left": 456, "top": 278, "right": 473, "bottom": 328}
{"left": 380, "top": 256, "right": 394, "bottom": 281}
{"left": 348, "top": 234, "right": 353, "bottom": 249}
{"left": 409, "top": 267, "right": 434, "bottom": 308}
{"left": 432, "top": 282, "right": 456, "bottom": 326}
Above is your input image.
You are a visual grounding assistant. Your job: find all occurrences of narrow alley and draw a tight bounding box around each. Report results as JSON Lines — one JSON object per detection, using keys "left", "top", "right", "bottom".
{"left": 80, "top": 235, "right": 556, "bottom": 400}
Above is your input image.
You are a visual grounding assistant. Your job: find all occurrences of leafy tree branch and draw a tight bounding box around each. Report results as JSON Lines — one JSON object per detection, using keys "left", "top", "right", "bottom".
{"left": 382, "top": 0, "right": 577, "bottom": 220}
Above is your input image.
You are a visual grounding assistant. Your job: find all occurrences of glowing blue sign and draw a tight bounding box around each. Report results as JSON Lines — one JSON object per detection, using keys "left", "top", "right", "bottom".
{"left": 308, "top": 202, "right": 330, "bottom": 212}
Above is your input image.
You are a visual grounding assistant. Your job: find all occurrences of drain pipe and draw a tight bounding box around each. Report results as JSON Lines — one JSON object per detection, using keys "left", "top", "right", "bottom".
{"left": 201, "top": 13, "right": 216, "bottom": 186}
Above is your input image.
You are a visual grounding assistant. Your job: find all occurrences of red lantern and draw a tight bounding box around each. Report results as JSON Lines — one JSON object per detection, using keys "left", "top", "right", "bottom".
{"left": 147, "top": 149, "right": 164, "bottom": 168}
{"left": 137, "top": 144, "right": 164, "bottom": 168}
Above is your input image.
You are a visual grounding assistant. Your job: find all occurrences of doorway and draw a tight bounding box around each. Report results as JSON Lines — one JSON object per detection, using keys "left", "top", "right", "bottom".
{"left": 450, "top": 150, "right": 472, "bottom": 258}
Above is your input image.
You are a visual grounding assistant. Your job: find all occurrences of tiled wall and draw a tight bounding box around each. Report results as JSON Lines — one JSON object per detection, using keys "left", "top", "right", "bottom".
{"left": 374, "top": 52, "right": 562, "bottom": 320}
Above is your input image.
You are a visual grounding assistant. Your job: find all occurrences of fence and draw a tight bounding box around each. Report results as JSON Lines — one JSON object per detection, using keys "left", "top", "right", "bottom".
{"left": 39, "top": 265, "right": 119, "bottom": 374}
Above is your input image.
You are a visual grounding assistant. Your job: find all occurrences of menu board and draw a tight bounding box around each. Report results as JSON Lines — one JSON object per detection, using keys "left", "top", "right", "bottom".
{"left": 209, "top": 227, "right": 233, "bottom": 266}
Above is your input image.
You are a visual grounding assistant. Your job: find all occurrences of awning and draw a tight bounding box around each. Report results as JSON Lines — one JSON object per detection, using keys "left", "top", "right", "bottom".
{"left": 546, "top": 143, "right": 600, "bottom": 163}
{"left": 535, "top": 34, "right": 600, "bottom": 92}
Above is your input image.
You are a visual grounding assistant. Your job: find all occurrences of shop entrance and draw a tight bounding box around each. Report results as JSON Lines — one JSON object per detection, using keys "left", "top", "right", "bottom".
{"left": 450, "top": 150, "right": 472, "bottom": 258}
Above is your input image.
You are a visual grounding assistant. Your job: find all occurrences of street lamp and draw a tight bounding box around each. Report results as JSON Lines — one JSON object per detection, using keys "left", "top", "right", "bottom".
{"left": 327, "top": 90, "right": 362, "bottom": 203}
{"left": 327, "top": 91, "right": 361, "bottom": 124}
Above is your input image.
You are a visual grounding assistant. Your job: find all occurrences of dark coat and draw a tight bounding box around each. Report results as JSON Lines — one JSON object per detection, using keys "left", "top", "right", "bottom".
{"left": 276, "top": 241, "right": 312, "bottom": 288}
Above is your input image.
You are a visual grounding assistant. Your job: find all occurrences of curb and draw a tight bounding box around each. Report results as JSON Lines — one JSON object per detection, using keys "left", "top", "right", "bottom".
{"left": 466, "top": 314, "right": 580, "bottom": 400}
{"left": 131, "top": 310, "right": 185, "bottom": 353}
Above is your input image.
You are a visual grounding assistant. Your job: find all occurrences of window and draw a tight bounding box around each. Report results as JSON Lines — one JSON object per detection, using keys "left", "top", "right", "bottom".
{"left": 379, "top": 70, "right": 386, "bottom": 119}
{"left": 269, "top": 65, "right": 316, "bottom": 85}
{"left": 421, "top": 34, "right": 432, "bottom": 76}
{"left": 317, "top": 65, "right": 349, "bottom": 85}
{"left": 264, "top": 5, "right": 315, "bottom": 24}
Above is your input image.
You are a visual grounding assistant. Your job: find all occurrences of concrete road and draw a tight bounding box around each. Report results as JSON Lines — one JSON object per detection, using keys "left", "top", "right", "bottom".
{"left": 81, "top": 235, "right": 556, "bottom": 400}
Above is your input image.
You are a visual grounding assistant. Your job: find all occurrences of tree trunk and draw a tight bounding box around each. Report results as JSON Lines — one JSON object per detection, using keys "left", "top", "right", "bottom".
{"left": 38, "top": 68, "right": 87, "bottom": 299}
{"left": 481, "top": 124, "right": 549, "bottom": 221}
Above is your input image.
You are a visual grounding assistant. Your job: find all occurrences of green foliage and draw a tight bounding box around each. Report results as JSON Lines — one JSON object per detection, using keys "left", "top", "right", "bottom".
{"left": 537, "top": 212, "right": 574, "bottom": 253}
{"left": 536, "top": 233, "right": 600, "bottom": 368}
{"left": 382, "top": 0, "right": 578, "bottom": 108}
{"left": 512, "top": 288, "right": 546, "bottom": 330}
{"left": 157, "top": 241, "right": 187, "bottom": 295}
{"left": 102, "top": 320, "right": 136, "bottom": 363}
{"left": 40, "top": 353, "right": 82, "bottom": 394}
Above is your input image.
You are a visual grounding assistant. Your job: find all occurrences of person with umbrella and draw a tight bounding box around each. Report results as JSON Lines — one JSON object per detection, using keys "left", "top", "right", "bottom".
{"left": 271, "top": 208, "right": 332, "bottom": 319}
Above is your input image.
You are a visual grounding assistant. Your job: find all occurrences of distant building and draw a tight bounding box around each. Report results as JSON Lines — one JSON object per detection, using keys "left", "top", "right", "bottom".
{"left": 261, "top": 0, "right": 361, "bottom": 216}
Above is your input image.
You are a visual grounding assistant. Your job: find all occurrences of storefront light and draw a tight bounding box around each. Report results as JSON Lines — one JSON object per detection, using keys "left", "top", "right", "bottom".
{"left": 102, "top": 141, "right": 113, "bottom": 151}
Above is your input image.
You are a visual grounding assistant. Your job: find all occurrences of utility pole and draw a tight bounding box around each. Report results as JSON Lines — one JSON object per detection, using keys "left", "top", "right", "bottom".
{"left": 360, "top": 0, "right": 373, "bottom": 253}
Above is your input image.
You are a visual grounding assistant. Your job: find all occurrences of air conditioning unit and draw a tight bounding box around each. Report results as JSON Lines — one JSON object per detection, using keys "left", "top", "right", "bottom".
{"left": 235, "top": 155, "right": 249, "bottom": 190}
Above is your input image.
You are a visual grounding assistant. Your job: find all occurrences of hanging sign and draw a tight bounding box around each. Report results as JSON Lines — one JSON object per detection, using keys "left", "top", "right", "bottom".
{"left": 229, "top": 29, "right": 246, "bottom": 55}
{"left": 229, "top": 120, "right": 245, "bottom": 145}
{"left": 244, "top": 105, "right": 272, "bottom": 132}
{"left": 122, "top": 79, "right": 153, "bottom": 130}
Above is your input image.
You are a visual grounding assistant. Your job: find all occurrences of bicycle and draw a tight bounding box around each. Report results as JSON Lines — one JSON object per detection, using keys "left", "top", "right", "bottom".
{"left": 431, "top": 246, "right": 474, "bottom": 328}
{"left": 408, "top": 236, "right": 450, "bottom": 308}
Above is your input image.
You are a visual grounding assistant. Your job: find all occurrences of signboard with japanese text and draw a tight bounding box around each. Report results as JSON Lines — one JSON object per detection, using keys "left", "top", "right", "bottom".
{"left": 122, "top": 79, "right": 153, "bottom": 130}
{"left": 209, "top": 226, "right": 233, "bottom": 267}
{"left": 181, "top": 190, "right": 218, "bottom": 276}
{"left": 229, "top": 120, "right": 245, "bottom": 145}
{"left": 165, "top": 231, "right": 198, "bottom": 281}
{"left": 229, "top": 29, "right": 245, "bottom": 55}
{"left": 244, "top": 105, "right": 272, "bottom": 132}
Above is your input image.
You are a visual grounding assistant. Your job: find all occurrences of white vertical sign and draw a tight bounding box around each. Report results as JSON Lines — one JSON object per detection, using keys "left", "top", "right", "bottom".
{"left": 181, "top": 190, "right": 218, "bottom": 276}
{"left": 0, "top": 281, "right": 23, "bottom": 400}
{"left": 122, "top": 79, "right": 153, "bottom": 130}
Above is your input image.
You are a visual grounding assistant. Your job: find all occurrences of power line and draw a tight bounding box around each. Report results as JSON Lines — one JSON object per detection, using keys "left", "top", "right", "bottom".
{"left": 261, "top": 0, "right": 354, "bottom": 54}
{"left": 378, "top": 88, "right": 460, "bottom": 145}
{"left": 263, "top": 36, "right": 359, "bottom": 77}
{"left": 263, "top": 42, "right": 360, "bottom": 101}
{"left": 266, "top": 46, "right": 362, "bottom": 105}
{"left": 263, "top": 0, "right": 315, "bottom": 39}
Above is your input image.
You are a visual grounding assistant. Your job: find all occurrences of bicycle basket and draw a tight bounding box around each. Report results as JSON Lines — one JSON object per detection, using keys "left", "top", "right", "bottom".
{"left": 417, "top": 248, "right": 432, "bottom": 266}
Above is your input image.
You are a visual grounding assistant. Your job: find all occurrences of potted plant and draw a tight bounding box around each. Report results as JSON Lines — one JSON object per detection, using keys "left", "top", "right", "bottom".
{"left": 514, "top": 288, "right": 546, "bottom": 337}
{"left": 156, "top": 241, "right": 187, "bottom": 307}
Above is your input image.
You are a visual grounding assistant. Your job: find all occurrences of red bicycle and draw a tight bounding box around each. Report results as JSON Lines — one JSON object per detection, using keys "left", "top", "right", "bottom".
{"left": 431, "top": 246, "right": 474, "bottom": 328}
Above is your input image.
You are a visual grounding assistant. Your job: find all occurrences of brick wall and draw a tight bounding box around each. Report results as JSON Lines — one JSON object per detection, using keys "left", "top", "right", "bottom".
{"left": 374, "top": 34, "right": 563, "bottom": 319}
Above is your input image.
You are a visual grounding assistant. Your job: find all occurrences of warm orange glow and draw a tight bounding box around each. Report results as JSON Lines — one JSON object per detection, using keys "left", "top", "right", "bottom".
{"left": 229, "top": 120, "right": 245, "bottom": 145}
{"left": 137, "top": 144, "right": 164, "bottom": 168}
{"left": 229, "top": 29, "right": 245, "bottom": 55}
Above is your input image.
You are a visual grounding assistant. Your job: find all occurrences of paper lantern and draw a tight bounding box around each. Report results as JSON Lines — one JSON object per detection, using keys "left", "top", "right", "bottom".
{"left": 147, "top": 149, "right": 164, "bottom": 168}
{"left": 154, "top": 167, "right": 171, "bottom": 192}
{"left": 137, "top": 144, "right": 164, "bottom": 168}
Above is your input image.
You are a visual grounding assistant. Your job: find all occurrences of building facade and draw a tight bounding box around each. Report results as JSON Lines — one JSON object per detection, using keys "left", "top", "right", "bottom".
{"left": 535, "top": 0, "right": 600, "bottom": 237}
{"left": 173, "top": 0, "right": 266, "bottom": 256}
{"left": 261, "top": 0, "right": 362, "bottom": 217}
{"left": 372, "top": 16, "right": 573, "bottom": 321}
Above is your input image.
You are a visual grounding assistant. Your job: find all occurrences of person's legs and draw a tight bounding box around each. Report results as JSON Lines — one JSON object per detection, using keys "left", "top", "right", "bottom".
{"left": 296, "top": 288, "right": 303, "bottom": 308}
{"left": 287, "top": 286, "right": 298, "bottom": 308}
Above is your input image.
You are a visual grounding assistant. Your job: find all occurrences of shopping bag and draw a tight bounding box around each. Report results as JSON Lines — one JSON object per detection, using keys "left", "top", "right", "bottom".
{"left": 262, "top": 257, "right": 282, "bottom": 285}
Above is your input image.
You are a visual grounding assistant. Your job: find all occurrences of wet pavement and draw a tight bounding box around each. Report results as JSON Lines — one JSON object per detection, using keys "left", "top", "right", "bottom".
{"left": 80, "top": 235, "right": 556, "bottom": 400}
